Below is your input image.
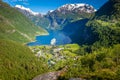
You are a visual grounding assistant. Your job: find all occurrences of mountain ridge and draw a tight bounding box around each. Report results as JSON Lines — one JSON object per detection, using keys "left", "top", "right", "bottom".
{"left": 86, "top": 0, "right": 120, "bottom": 46}
{"left": 56, "top": 3, "right": 96, "bottom": 14}
{"left": 15, "top": 3, "right": 96, "bottom": 30}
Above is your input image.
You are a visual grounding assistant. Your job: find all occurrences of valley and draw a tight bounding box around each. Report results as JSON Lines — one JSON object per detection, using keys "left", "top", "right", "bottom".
{"left": 0, "top": 0, "right": 120, "bottom": 80}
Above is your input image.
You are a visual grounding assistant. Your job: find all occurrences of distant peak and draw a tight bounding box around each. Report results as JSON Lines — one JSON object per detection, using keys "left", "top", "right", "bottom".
{"left": 59, "top": 3, "right": 93, "bottom": 9}
{"left": 62, "top": 3, "right": 86, "bottom": 7}
{"left": 56, "top": 3, "right": 96, "bottom": 13}
{"left": 15, "top": 5, "right": 30, "bottom": 11}
{"left": 49, "top": 10, "right": 54, "bottom": 13}
{"left": 15, "top": 5, "right": 39, "bottom": 16}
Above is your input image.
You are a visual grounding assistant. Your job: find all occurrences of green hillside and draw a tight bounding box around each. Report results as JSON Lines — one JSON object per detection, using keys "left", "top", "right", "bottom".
{"left": 0, "top": 39, "right": 49, "bottom": 80}
{"left": 59, "top": 44, "right": 120, "bottom": 80}
{"left": 94, "top": 0, "right": 120, "bottom": 21}
{"left": 0, "top": 1, "right": 49, "bottom": 79}
{"left": 86, "top": 0, "right": 120, "bottom": 47}
{"left": 0, "top": 1, "right": 47, "bottom": 43}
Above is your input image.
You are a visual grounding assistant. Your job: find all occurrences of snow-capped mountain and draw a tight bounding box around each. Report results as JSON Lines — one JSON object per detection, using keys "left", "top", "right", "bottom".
{"left": 15, "top": 3, "right": 96, "bottom": 30}
{"left": 46, "top": 3, "right": 96, "bottom": 30}
{"left": 15, "top": 5, "right": 41, "bottom": 16}
{"left": 56, "top": 3, "right": 96, "bottom": 14}
{"left": 15, "top": 5, "right": 47, "bottom": 29}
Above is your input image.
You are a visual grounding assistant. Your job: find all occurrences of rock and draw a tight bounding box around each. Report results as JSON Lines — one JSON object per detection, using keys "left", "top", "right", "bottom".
{"left": 32, "top": 71, "right": 61, "bottom": 80}
{"left": 33, "top": 66, "right": 67, "bottom": 80}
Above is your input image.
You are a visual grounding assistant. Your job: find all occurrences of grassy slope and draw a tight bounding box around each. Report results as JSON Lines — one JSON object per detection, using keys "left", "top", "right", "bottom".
{"left": 0, "top": 1, "right": 47, "bottom": 43}
{"left": 0, "top": 1, "right": 49, "bottom": 80}
{"left": 0, "top": 39, "right": 49, "bottom": 80}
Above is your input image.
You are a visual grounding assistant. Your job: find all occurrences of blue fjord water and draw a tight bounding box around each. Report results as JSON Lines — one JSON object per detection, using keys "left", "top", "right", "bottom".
{"left": 27, "top": 31, "right": 71, "bottom": 46}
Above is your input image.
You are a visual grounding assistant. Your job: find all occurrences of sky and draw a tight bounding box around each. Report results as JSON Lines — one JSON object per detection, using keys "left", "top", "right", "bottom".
{"left": 3, "top": 0, "right": 108, "bottom": 14}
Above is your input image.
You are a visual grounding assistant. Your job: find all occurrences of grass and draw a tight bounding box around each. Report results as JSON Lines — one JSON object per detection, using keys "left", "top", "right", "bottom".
{"left": 0, "top": 39, "right": 49, "bottom": 80}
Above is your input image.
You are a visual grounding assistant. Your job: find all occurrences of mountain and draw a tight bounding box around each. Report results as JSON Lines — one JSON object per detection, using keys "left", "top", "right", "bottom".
{"left": 60, "top": 0, "right": 120, "bottom": 46}
{"left": 0, "top": 1, "right": 47, "bottom": 43}
{"left": 61, "top": 19, "right": 94, "bottom": 45}
{"left": 0, "top": 1, "right": 49, "bottom": 80}
{"left": 54, "top": 3, "right": 96, "bottom": 14}
{"left": 85, "top": 0, "right": 120, "bottom": 46}
{"left": 15, "top": 5, "right": 40, "bottom": 16}
{"left": 46, "top": 3, "right": 96, "bottom": 30}
{"left": 15, "top": 3, "right": 96, "bottom": 30}
{"left": 93, "top": 0, "right": 120, "bottom": 21}
{"left": 15, "top": 5, "right": 50, "bottom": 29}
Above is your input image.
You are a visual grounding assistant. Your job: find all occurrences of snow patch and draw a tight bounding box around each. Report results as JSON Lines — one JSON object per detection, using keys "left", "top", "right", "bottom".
{"left": 15, "top": 5, "right": 39, "bottom": 16}
{"left": 57, "top": 3, "right": 96, "bottom": 13}
{"left": 49, "top": 10, "right": 54, "bottom": 13}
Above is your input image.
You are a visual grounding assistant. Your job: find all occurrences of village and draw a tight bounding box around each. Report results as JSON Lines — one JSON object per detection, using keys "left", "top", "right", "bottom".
{"left": 30, "top": 38, "right": 80, "bottom": 67}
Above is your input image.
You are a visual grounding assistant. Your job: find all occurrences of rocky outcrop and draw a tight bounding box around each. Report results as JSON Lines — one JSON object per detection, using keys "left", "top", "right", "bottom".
{"left": 33, "top": 66, "right": 67, "bottom": 80}
{"left": 32, "top": 71, "right": 61, "bottom": 80}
